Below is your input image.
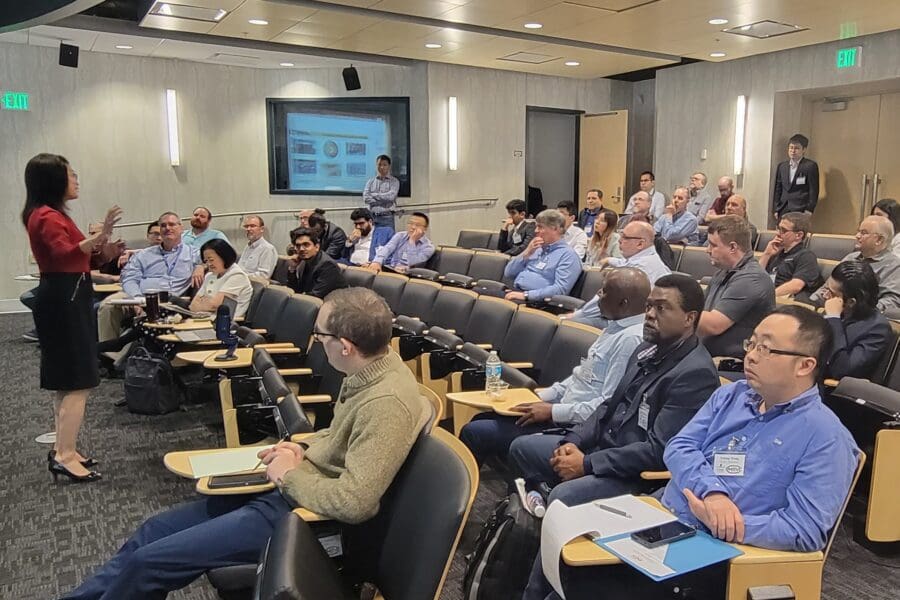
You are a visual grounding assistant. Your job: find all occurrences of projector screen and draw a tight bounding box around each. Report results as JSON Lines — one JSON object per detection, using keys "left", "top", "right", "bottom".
{"left": 267, "top": 97, "right": 411, "bottom": 196}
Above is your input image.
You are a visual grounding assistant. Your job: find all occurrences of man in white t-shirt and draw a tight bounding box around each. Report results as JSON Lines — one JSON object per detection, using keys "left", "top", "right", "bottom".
{"left": 237, "top": 214, "right": 278, "bottom": 279}
{"left": 557, "top": 200, "right": 588, "bottom": 261}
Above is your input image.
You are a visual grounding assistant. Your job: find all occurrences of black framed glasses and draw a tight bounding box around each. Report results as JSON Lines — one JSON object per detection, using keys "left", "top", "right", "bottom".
{"left": 742, "top": 339, "right": 811, "bottom": 359}
{"left": 313, "top": 329, "right": 356, "bottom": 345}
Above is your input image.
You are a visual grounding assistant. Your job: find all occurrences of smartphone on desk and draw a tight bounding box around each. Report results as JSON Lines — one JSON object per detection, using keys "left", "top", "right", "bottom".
{"left": 207, "top": 472, "right": 270, "bottom": 489}
{"left": 630, "top": 520, "right": 697, "bottom": 548}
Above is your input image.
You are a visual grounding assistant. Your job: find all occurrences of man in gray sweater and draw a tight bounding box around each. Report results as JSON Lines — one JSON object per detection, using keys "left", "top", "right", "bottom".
{"left": 62, "top": 288, "right": 430, "bottom": 600}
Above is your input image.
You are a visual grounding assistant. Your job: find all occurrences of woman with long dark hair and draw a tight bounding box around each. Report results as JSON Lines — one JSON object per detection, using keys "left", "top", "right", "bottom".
{"left": 871, "top": 198, "right": 900, "bottom": 257}
{"left": 584, "top": 208, "right": 621, "bottom": 266}
{"left": 22, "top": 153, "right": 122, "bottom": 483}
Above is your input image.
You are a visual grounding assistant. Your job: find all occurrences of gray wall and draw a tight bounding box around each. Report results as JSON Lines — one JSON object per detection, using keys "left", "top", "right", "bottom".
{"left": 525, "top": 109, "right": 578, "bottom": 209}
{"left": 654, "top": 29, "right": 900, "bottom": 229}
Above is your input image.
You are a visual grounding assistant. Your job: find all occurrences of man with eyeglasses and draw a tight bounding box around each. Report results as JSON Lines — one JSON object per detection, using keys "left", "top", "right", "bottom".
{"left": 544, "top": 306, "right": 858, "bottom": 600}
{"left": 63, "top": 288, "right": 431, "bottom": 600}
{"left": 569, "top": 221, "right": 671, "bottom": 328}
{"left": 686, "top": 172, "right": 714, "bottom": 222}
{"left": 810, "top": 215, "right": 900, "bottom": 314}
{"left": 285, "top": 227, "right": 346, "bottom": 298}
{"left": 341, "top": 208, "right": 393, "bottom": 266}
{"left": 503, "top": 209, "right": 582, "bottom": 302}
{"left": 237, "top": 214, "right": 278, "bottom": 279}
{"left": 758, "top": 212, "right": 822, "bottom": 301}
{"left": 624, "top": 171, "right": 666, "bottom": 221}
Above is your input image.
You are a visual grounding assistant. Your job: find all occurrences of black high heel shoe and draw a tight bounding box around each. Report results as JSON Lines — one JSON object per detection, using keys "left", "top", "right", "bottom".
{"left": 49, "top": 459, "right": 102, "bottom": 483}
{"left": 47, "top": 450, "right": 99, "bottom": 468}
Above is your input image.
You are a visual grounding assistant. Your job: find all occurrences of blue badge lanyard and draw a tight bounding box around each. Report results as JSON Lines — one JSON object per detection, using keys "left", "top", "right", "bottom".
{"left": 160, "top": 245, "right": 180, "bottom": 286}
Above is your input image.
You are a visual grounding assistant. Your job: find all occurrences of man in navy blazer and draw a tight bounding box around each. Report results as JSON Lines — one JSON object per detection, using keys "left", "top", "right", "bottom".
{"left": 773, "top": 133, "right": 820, "bottom": 220}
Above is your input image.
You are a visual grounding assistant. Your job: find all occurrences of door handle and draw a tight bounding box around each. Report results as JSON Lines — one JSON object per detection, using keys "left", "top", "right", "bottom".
{"left": 860, "top": 174, "right": 870, "bottom": 222}
{"left": 611, "top": 186, "right": 622, "bottom": 201}
{"left": 872, "top": 173, "right": 882, "bottom": 209}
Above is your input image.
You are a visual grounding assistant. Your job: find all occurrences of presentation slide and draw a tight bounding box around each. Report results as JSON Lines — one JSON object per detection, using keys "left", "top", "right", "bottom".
{"left": 286, "top": 111, "right": 390, "bottom": 193}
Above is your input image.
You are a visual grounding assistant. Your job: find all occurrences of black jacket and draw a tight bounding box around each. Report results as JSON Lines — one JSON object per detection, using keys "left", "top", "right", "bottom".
{"left": 290, "top": 223, "right": 347, "bottom": 261}
{"left": 562, "top": 336, "right": 719, "bottom": 479}
{"left": 826, "top": 312, "right": 894, "bottom": 380}
{"left": 286, "top": 251, "right": 346, "bottom": 299}
{"left": 498, "top": 220, "right": 536, "bottom": 256}
{"left": 773, "top": 157, "right": 820, "bottom": 216}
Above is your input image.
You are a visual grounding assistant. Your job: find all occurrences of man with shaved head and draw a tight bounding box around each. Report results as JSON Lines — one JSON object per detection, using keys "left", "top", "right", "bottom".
{"left": 460, "top": 268, "right": 650, "bottom": 467}
{"left": 570, "top": 221, "right": 671, "bottom": 328}
{"left": 617, "top": 191, "right": 652, "bottom": 230}
{"left": 656, "top": 186, "right": 700, "bottom": 245}
{"left": 811, "top": 215, "right": 900, "bottom": 314}
{"left": 705, "top": 176, "right": 735, "bottom": 224}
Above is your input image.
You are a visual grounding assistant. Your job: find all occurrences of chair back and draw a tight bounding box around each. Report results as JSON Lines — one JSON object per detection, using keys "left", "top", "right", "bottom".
{"left": 539, "top": 321, "right": 602, "bottom": 387}
{"left": 345, "top": 428, "right": 478, "bottom": 600}
{"left": 487, "top": 232, "right": 501, "bottom": 251}
{"left": 429, "top": 287, "right": 478, "bottom": 336}
{"left": 678, "top": 246, "right": 719, "bottom": 281}
{"left": 245, "top": 279, "right": 269, "bottom": 323}
{"left": 577, "top": 268, "right": 607, "bottom": 302}
{"left": 456, "top": 230, "right": 494, "bottom": 249}
{"left": 301, "top": 341, "right": 345, "bottom": 404}
{"left": 236, "top": 326, "right": 267, "bottom": 347}
{"left": 669, "top": 244, "right": 685, "bottom": 271}
{"left": 817, "top": 259, "right": 840, "bottom": 285}
{"left": 272, "top": 294, "right": 322, "bottom": 349}
{"left": 261, "top": 368, "right": 291, "bottom": 406}
{"left": 431, "top": 247, "right": 474, "bottom": 276}
{"left": 342, "top": 266, "right": 376, "bottom": 289}
{"left": 418, "top": 383, "right": 443, "bottom": 431}
{"left": 809, "top": 234, "right": 856, "bottom": 262}
{"left": 252, "top": 347, "right": 277, "bottom": 377}
{"left": 499, "top": 307, "right": 559, "bottom": 369}
{"left": 397, "top": 279, "right": 442, "bottom": 322}
{"left": 755, "top": 230, "right": 777, "bottom": 252}
{"left": 274, "top": 392, "right": 314, "bottom": 437}
{"left": 250, "top": 285, "right": 292, "bottom": 332}
{"left": 372, "top": 272, "right": 408, "bottom": 314}
{"left": 823, "top": 452, "right": 866, "bottom": 559}
{"left": 467, "top": 251, "right": 509, "bottom": 282}
{"left": 463, "top": 296, "right": 517, "bottom": 349}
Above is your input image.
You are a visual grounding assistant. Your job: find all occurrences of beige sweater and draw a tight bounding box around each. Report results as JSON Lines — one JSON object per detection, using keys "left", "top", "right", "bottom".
{"left": 281, "top": 349, "right": 430, "bottom": 524}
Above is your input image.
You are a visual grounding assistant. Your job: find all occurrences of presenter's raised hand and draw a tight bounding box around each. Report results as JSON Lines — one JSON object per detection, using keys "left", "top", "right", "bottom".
{"left": 102, "top": 205, "right": 123, "bottom": 236}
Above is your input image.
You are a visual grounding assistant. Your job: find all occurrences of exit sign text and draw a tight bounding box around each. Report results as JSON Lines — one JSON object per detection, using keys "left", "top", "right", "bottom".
{"left": 836, "top": 47, "right": 861, "bottom": 69}
{"left": 1, "top": 91, "right": 29, "bottom": 111}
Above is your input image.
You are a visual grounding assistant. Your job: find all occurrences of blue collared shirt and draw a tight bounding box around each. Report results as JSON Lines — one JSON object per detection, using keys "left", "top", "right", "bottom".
{"left": 655, "top": 210, "right": 700, "bottom": 245}
{"left": 182, "top": 228, "right": 229, "bottom": 248}
{"left": 662, "top": 380, "right": 858, "bottom": 552}
{"left": 373, "top": 231, "right": 435, "bottom": 268}
{"left": 539, "top": 313, "right": 644, "bottom": 424}
{"left": 504, "top": 240, "right": 582, "bottom": 299}
{"left": 121, "top": 243, "right": 201, "bottom": 297}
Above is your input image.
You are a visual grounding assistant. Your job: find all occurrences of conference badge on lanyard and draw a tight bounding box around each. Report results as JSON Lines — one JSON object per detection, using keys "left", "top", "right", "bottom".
{"left": 713, "top": 436, "right": 746, "bottom": 477}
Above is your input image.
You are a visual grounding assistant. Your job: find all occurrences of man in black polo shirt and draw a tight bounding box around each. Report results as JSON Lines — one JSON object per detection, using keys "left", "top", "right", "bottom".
{"left": 699, "top": 216, "right": 775, "bottom": 358}
{"left": 758, "top": 212, "right": 823, "bottom": 302}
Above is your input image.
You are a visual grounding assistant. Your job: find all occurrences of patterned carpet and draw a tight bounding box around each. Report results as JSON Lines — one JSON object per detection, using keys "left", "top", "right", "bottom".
{"left": 0, "top": 313, "right": 896, "bottom": 599}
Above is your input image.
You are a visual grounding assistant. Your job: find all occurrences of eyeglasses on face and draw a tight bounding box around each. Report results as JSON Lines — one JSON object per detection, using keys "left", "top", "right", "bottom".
{"left": 312, "top": 329, "right": 357, "bottom": 346}
{"left": 742, "top": 339, "right": 811, "bottom": 359}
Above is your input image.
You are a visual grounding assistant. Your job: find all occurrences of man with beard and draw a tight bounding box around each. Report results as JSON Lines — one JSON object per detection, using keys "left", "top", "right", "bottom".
{"left": 341, "top": 208, "right": 393, "bottom": 266}
{"left": 182, "top": 206, "right": 229, "bottom": 248}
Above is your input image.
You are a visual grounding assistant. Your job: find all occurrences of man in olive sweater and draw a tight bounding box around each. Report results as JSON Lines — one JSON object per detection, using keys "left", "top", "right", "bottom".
{"left": 63, "top": 288, "right": 430, "bottom": 600}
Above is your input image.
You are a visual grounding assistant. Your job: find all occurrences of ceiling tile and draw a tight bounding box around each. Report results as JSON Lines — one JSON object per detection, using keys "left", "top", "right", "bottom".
{"left": 369, "top": 0, "right": 461, "bottom": 19}
{"left": 140, "top": 14, "right": 217, "bottom": 35}
{"left": 156, "top": 0, "right": 245, "bottom": 10}
{"left": 24, "top": 25, "right": 99, "bottom": 48}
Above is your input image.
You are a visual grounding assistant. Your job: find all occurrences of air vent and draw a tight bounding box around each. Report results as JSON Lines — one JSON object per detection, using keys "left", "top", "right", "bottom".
{"left": 498, "top": 52, "right": 558, "bottom": 64}
{"left": 148, "top": 2, "right": 228, "bottom": 23}
{"left": 723, "top": 20, "right": 807, "bottom": 39}
{"left": 207, "top": 53, "right": 260, "bottom": 65}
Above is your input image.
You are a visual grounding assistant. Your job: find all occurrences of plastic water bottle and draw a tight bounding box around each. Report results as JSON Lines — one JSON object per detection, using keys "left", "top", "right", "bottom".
{"left": 485, "top": 350, "right": 502, "bottom": 396}
{"left": 526, "top": 490, "right": 547, "bottom": 518}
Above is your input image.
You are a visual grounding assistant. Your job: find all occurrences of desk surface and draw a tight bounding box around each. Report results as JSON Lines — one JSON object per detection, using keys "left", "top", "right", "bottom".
{"left": 145, "top": 319, "right": 213, "bottom": 331}
{"left": 93, "top": 283, "right": 122, "bottom": 293}
{"left": 446, "top": 388, "right": 539, "bottom": 416}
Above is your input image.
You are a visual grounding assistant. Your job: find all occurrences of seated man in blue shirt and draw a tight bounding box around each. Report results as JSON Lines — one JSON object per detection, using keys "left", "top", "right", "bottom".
{"left": 97, "top": 212, "right": 204, "bottom": 342}
{"left": 543, "top": 306, "right": 859, "bottom": 600}
{"left": 459, "top": 268, "right": 650, "bottom": 467}
{"left": 365, "top": 212, "right": 434, "bottom": 273}
{"left": 503, "top": 209, "right": 582, "bottom": 302}
{"left": 655, "top": 186, "right": 700, "bottom": 245}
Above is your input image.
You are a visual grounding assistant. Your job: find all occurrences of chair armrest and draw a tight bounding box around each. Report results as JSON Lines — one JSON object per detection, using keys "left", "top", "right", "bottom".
{"left": 475, "top": 343, "right": 492, "bottom": 349}
{"left": 290, "top": 432, "right": 317, "bottom": 443}
{"left": 292, "top": 507, "right": 330, "bottom": 522}
{"left": 506, "top": 362, "right": 534, "bottom": 369}
{"left": 267, "top": 347, "right": 302, "bottom": 355}
{"left": 256, "top": 513, "right": 354, "bottom": 600}
{"left": 728, "top": 544, "right": 823, "bottom": 565}
{"left": 257, "top": 342, "right": 296, "bottom": 349}
{"left": 640, "top": 470, "right": 672, "bottom": 480}
{"left": 278, "top": 368, "right": 314, "bottom": 377}
{"left": 252, "top": 328, "right": 268, "bottom": 334}
{"left": 297, "top": 394, "right": 333, "bottom": 404}
{"left": 823, "top": 378, "right": 839, "bottom": 388}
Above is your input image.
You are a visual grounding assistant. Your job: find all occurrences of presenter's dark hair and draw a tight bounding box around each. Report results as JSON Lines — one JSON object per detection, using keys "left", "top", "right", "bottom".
{"left": 789, "top": 134, "right": 809, "bottom": 148}
{"left": 506, "top": 199, "right": 526, "bottom": 213}
{"left": 411, "top": 212, "right": 429, "bottom": 226}
{"left": 350, "top": 208, "right": 373, "bottom": 221}
{"left": 200, "top": 238, "right": 237, "bottom": 268}
{"left": 376, "top": 154, "right": 391, "bottom": 164}
{"left": 831, "top": 260, "right": 880, "bottom": 321}
{"left": 21, "top": 153, "right": 70, "bottom": 226}
{"left": 291, "top": 227, "right": 320, "bottom": 246}
{"left": 653, "top": 274, "right": 705, "bottom": 330}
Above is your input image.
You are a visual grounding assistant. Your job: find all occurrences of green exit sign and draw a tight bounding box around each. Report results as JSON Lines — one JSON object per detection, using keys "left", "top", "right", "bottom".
{"left": 1, "top": 91, "right": 29, "bottom": 111}
{"left": 836, "top": 47, "right": 861, "bottom": 69}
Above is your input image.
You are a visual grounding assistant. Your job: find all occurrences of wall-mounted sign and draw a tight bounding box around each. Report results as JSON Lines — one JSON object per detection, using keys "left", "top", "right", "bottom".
{"left": 1, "top": 91, "right": 29, "bottom": 111}
{"left": 836, "top": 46, "right": 862, "bottom": 69}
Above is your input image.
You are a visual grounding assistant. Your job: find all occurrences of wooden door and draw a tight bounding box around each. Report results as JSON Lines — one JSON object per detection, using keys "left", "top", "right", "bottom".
{"left": 579, "top": 111, "right": 628, "bottom": 214}
{"left": 873, "top": 92, "right": 900, "bottom": 208}
{"left": 809, "top": 95, "right": 879, "bottom": 234}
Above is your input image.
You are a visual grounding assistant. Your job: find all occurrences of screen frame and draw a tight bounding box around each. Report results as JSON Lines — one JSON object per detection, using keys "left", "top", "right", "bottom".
{"left": 266, "top": 96, "right": 412, "bottom": 197}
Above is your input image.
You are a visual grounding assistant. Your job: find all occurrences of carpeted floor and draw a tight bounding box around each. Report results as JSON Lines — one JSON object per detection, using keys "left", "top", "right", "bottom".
{"left": 0, "top": 312, "right": 897, "bottom": 599}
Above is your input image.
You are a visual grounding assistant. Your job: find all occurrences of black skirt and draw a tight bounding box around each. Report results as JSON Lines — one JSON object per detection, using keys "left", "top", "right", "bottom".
{"left": 33, "top": 272, "right": 100, "bottom": 391}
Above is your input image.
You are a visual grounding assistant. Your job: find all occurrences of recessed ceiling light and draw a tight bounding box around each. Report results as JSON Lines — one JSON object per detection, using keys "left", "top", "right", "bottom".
{"left": 564, "top": 61, "right": 580, "bottom": 66}
{"left": 710, "top": 52, "right": 727, "bottom": 58}
{"left": 424, "top": 43, "right": 442, "bottom": 49}
{"left": 741, "top": 25, "right": 752, "bottom": 31}
{"left": 280, "top": 62, "right": 294, "bottom": 67}
{"left": 214, "top": 9, "right": 227, "bottom": 21}
{"left": 248, "top": 19, "right": 269, "bottom": 25}
{"left": 708, "top": 18, "right": 729, "bottom": 25}
{"left": 523, "top": 23, "right": 543, "bottom": 29}
{"left": 115, "top": 45, "right": 133, "bottom": 49}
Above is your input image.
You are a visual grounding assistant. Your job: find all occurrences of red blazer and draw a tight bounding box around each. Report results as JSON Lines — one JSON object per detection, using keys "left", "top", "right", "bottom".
{"left": 26, "top": 206, "right": 90, "bottom": 273}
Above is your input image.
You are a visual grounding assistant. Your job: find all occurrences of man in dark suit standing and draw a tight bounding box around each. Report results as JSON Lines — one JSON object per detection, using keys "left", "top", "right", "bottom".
{"left": 773, "top": 133, "right": 820, "bottom": 220}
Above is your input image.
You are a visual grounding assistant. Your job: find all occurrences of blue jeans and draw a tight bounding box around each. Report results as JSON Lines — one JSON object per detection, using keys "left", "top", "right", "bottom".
{"left": 61, "top": 491, "right": 291, "bottom": 600}
{"left": 458, "top": 413, "right": 549, "bottom": 466}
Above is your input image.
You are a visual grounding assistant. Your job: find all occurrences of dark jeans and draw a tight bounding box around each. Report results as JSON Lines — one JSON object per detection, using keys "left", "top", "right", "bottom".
{"left": 60, "top": 491, "right": 291, "bottom": 600}
{"left": 458, "top": 413, "right": 549, "bottom": 466}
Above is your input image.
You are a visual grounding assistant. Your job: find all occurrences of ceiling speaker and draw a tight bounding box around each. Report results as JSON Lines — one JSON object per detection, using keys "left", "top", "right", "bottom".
{"left": 59, "top": 43, "right": 79, "bottom": 68}
{"left": 342, "top": 66, "right": 361, "bottom": 91}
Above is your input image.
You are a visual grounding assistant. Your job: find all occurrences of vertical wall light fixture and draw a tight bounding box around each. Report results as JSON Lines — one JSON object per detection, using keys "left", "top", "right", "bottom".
{"left": 448, "top": 96, "right": 458, "bottom": 171}
{"left": 733, "top": 94, "right": 746, "bottom": 176}
{"left": 166, "top": 88, "right": 181, "bottom": 167}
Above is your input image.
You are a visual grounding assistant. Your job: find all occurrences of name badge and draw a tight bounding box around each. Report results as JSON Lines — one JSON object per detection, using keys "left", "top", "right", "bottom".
{"left": 535, "top": 261, "right": 547, "bottom": 270}
{"left": 584, "top": 224, "right": 593, "bottom": 236}
{"left": 637, "top": 400, "right": 650, "bottom": 431}
{"left": 512, "top": 233, "right": 522, "bottom": 244}
{"left": 796, "top": 176, "right": 806, "bottom": 185}
{"left": 713, "top": 452, "right": 746, "bottom": 477}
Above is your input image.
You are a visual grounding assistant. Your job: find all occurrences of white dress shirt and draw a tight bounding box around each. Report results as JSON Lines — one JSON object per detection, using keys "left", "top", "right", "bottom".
{"left": 564, "top": 226, "right": 589, "bottom": 260}
{"left": 238, "top": 237, "right": 278, "bottom": 278}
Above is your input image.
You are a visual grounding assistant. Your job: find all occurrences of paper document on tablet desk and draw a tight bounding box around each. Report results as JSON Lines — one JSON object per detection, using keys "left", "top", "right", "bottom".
{"left": 599, "top": 530, "right": 742, "bottom": 581}
{"left": 188, "top": 446, "right": 274, "bottom": 478}
{"left": 176, "top": 329, "right": 218, "bottom": 342}
{"left": 540, "top": 495, "right": 676, "bottom": 599}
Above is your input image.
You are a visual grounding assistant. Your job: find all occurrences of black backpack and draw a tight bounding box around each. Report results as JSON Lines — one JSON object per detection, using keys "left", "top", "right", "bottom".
{"left": 124, "top": 343, "right": 182, "bottom": 414}
{"left": 462, "top": 493, "right": 542, "bottom": 600}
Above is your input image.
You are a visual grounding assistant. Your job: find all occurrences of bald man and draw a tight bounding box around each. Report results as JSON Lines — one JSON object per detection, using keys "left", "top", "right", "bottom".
{"left": 617, "top": 191, "right": 651, "bottom": 230}
{"left": 810, "top": 215, "right": 900, "bottom": 314}
{"left": 705, "top": 176, "right": 735, "bottom": 224}
{"left": 459, "top": 268, "right": 650, "bottom": 467}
